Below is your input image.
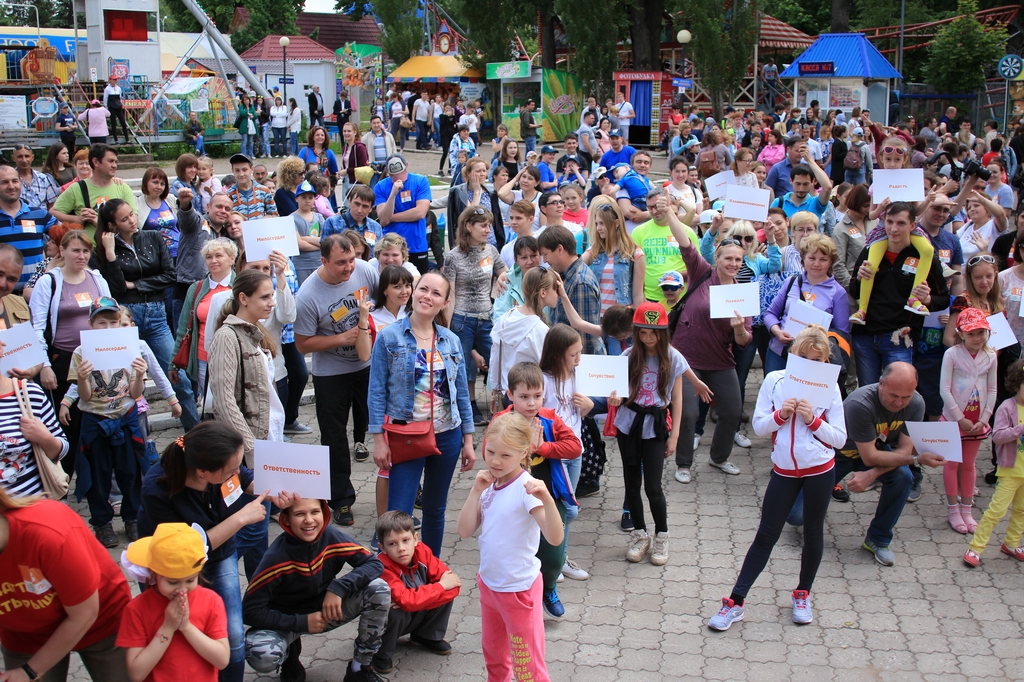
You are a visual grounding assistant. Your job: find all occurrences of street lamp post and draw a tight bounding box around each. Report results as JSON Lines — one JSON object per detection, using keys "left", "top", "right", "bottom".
{"left": 676, "top": 29, "right": 691, "bottom": 106}
{"left": 279, "top": 36, "right": 290, "bottom": 103}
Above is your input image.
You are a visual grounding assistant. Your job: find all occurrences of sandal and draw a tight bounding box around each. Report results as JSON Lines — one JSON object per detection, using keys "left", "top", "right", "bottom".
{"left": 963, "top": 549, "right": 980, "bottom": 567}
{"left": 948, "top": 505, "right": 968, "bottom": 534}
{"left": 849, "top": 309, "right": 867, "bottom": 325}
{"left": 960, "top": 504, "right": 978, "bottom": 533}
{"left": 904, "top": 295, "right": 930, "bottom": 316}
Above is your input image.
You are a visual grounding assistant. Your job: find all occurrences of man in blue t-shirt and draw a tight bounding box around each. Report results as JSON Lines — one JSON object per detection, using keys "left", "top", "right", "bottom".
{"left": 770, "top": 150, "right": 832, "bottom": 219}
{"left": 55, "top": 102, "right": 78, "bottom": 155}
{"left": 598, "top": 129, "right": 636, "bottom": 170}
{"left": 374, "top": 154, "right": 432, "bottom": 273}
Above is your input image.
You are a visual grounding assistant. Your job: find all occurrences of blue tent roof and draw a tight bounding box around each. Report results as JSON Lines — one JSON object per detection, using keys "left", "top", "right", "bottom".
{"left": 780, "top": 33, "right": 901, "bottom": 80}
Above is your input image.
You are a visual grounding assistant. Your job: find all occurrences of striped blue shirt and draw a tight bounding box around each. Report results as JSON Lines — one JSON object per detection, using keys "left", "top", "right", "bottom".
{"left": 0, "top": 202, "right": 55, "bottom": 289}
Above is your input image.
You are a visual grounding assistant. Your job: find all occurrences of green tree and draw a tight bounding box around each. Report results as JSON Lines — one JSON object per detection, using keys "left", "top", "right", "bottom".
{"left": 923, "top": 0, "right": 1006, "bottom": 99}
{"left": 228, "top": 0, "right": 302, "bottom": 54}
{"left": 343, "top": 0, "right": 423, "bottom": 66}
{"left": 553, "top": 0, "right": 624, "bottom": 89}
{"left": 680, "top": 0, "right": 758, "bottom": 119}
{"left": 0, "top": 0, "right": 73, "bottom": 28}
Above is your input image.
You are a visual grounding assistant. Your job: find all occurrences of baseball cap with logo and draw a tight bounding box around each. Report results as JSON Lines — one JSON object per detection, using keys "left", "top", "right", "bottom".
{"left": 295, "top": 180, "right": 316, "bottom": 196}
{"left": 592, "top": 166, "right": 608, "bottom": 181}
{"left": 632, "top": 301, "right": 669, "bottom": 329}
{"left": 659, "top": 271, "right": 685, "bottom": 288}
{"left": 385, "top": 154, "right": 408, "bottom": 175}
{"left": 609, "top": 129, "right": 623, "bottom": 138}
{"left": 127, "top": 523, "right": 208, "bottom": 580}
{"left": 541, "top": 145, "right": 557, "bottom": 154}
{"left": 90, "top": 296, "right": 121, "bottom": 320}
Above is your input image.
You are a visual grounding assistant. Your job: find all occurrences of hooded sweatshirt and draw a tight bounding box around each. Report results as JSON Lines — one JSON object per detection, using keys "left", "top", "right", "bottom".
{"left": 378, "top": 541, "right": 460, "bottom": 612}
{"left": 242, "top": 500, "right": 384, "bottom": 632}
{"left": 488, "top": 308, "right": 548, "bottom": 392}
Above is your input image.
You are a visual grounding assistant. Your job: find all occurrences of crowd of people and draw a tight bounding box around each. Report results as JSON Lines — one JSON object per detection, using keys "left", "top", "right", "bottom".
{"left": 0, "top": 92, "right": 1023, "bottom": 682}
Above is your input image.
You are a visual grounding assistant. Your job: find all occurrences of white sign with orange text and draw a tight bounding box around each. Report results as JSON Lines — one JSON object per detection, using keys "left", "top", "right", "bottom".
{"left": 242, "top": 216, "right": 300, "bottom": 262}
{"left": 0, "top": 323, "right": 46, "bottom": 377}
{"left": 709, "top": 282, "right": 760, "bottom": 318}
{"left": 871, "top": 169, "right": 925, "bottom": 203}
{"left": 781, "top": 299, "right": 833, "bottom": 337}
{"left": 704, "top": 170, "right": 737, "bottom": 201}
{"left": 80, "top": 327, "right": 140, "bottom": 372}
{"left": 906, "top": 420, "right": 962, "bottom": 463}
{"left": 254, "top": 440, "right": 332, "bottom": 499}
{"left": 576, "top": 355, "right": 629, "bottom": 398}
{"left": 779, "top": 353, "right": 841, "bottom": 409}
{"left": 723, "top": 185, "right": 770, "bottom": 221}
{"left": 987, "top": 312, "right": 1016, "bottom": 350}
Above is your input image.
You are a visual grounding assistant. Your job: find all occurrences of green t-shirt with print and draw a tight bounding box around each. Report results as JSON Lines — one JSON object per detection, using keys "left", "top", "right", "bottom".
{"left": 631, "top": 219, "right": 700, "bottom": 303}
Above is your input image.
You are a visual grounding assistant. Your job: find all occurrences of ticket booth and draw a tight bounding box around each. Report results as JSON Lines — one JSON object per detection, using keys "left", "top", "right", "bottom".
{"left": 612, "top": 71, "right": 675, "bottom": 147}
{"left": 488, "top": 61, "right": 584, "bottom": 143}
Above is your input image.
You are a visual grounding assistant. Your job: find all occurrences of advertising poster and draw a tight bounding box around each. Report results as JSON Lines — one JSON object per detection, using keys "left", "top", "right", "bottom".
{"left": 0, "top": 95, "right": 27, "bottom": 129}
{"left": 540, "top": 69, "right": 583, "bottom": 142}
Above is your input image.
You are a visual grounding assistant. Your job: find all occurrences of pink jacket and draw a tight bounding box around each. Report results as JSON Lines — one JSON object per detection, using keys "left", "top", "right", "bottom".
{"left": 758, "top": 143, "right": 785, "bottom": 172}
{"left": 991, "top": 397, "right": 1024, "bottom": 471}
{"left": 939, "top": 344, "right": 997, "bottom": 424}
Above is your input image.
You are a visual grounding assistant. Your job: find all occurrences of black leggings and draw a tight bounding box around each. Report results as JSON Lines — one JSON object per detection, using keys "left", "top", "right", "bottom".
{"left": 109, "top": 107, "right": 130, "bottom": 141}
{"left": 616, "top": 434, "right": 668, "bottom": 534}
{"left": 732, "top": 469, "right": 834, "bottom": 599}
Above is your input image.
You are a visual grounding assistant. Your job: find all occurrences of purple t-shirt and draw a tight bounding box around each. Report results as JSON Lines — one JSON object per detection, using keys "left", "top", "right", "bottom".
{"left": 53, "top": 276, "right": 101, "bottom": 351}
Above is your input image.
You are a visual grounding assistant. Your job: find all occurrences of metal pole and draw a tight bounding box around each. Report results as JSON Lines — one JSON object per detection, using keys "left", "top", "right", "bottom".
{"left": 177, "top": 0, "right": 270, "bottom": 98}
{"left": 1004, "top": 79, "right": 1010, "bottom": 133}
{"left": 282, "top": 45, "right": 287, "bottom": 103}
{"left": 897, "top": 0, "right": 905, "bottom": 92}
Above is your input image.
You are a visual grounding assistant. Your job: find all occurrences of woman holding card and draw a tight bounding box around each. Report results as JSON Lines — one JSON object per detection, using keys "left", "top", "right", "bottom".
{"left": 763, "top": 235, "right": 850, "bottom": 373}
{"left": 30, "top": 229, "right": 111, "bottom": 479}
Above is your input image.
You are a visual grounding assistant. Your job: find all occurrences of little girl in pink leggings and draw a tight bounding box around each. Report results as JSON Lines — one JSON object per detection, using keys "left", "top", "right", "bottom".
{"left": 939, "top": 307, "right": 997, "bottom": 533}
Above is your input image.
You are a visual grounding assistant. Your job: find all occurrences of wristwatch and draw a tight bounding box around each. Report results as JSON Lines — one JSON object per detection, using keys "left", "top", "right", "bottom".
{"left": 912, "top": 454, "right": 919, "bottom": 467}
{"left": 22, "top": 664, "right": 41, "bottom": 681}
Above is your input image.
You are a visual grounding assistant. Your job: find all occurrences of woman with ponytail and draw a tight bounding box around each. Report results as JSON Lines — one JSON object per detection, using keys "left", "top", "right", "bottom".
{"left": 137, "top": 421, "right": 297, "bottom": 682}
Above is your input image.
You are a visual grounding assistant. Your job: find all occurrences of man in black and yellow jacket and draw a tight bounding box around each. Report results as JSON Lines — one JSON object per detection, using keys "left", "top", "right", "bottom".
{"left": 243, "top": 498, "right": 390, "bottom": 682}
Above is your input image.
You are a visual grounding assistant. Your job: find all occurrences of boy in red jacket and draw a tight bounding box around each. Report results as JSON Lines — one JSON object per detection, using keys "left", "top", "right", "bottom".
{"left": 372, "top": 510, "right": 460, "bottom": 674}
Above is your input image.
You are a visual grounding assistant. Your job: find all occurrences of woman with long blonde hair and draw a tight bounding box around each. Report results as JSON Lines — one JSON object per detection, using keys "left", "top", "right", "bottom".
{"left": 582, "top": 196, "right": 645, "bottom": 353}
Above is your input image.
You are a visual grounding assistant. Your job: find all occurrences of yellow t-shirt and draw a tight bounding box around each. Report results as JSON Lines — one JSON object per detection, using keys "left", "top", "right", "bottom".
{"left": 1005, "top": 404, "right": 1024, "bottom": 478}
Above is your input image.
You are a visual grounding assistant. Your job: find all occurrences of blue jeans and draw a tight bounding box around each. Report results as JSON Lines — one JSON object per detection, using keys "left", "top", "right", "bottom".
{"left": 834, "top": 456, "right": 913, "bottom": 547}
{"left": 193, "top": 134, "right": 205, "bottom": 155}
{"left": 289, "top": 131, "right": 299, "bottom": 155}
{"left": 852, "top": 332, "right": 914, "bottom": 386}
{"left": 524, "top": 136, "right": 537, "bottom": 154}
{"left": 416, "top": 120, "right": 430, "bottom": 149}
{"left": 387, "top": 427, "right": 463, "bottom": 557}
{"left": 126, "top": 301, "right": 199, "bottom": 431}
{"left": 260, "top": 122, "right": 271, "bottom": 156}
{"left": 764, "top": 347, "right": 786, "bottom": 374}
{"left": 564, "top": 455, "right": 581, "bottom": 524}
{"left": 433, "top": 117, "right": 441, "bottom": 145}
{"left": 845, "top": 168, "right": 866, "bottom": 185}
{"left": 205, "top": 556, "right": 245, "bottom": 682}
{"left": 239, "top": 132, "right": 253, "bottom": 157}
{"left": 235, "top": 498, "right": 270, "bottom": 582}
{"left": 276, "top": 341, "right": 308, "bottom": 425}
{"left": 272, "top": 127, "right": 287, "bottom": 157}
{"left": 450, "top": 312, "right": 492, "bottom": 385}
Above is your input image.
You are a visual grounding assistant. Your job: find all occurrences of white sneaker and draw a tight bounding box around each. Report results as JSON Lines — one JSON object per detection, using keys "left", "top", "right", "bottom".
{"left": 710, "top": 460, "right": 741, "bottom": 475}
{"left": 561, "top": 558, "right": 590, "bottom": 580}
{"left": 650, "top": 532, "right": 668, "bottom": 566}
{"left": 557, "top": 572, "right": 564, "bottom": 583}
{"left": 674, "top": 467, "right": 691, "bottom": 484}
{"left": 693, "top": 434, "right": 701, "bottom": 450}
{"left": 708, "top": 597, "right": 745, "bottom": 631}
{"left": 626, "top": 529, "right": 652, "bottom": 563}
{"left": 734, "top": 432, "right": 752, "bottom": 448}
{"left": 792, "top": 590, "right": 813, "bottom": 624}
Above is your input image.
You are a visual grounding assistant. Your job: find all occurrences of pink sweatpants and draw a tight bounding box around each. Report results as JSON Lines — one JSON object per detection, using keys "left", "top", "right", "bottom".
{"left": 478, "top": 573, "right": 550, "bottom": 682}
{"left": 943, "top": 439, "right": 982, "bottom": 500}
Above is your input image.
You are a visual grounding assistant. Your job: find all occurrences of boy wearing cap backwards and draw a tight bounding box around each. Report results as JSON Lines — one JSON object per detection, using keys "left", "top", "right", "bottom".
{"left": 227, "top": 154, "right": 278, "bottom": 220}
{"left": 292, "top": 179, "right": 325, "bottom": 285}
{"left": 68, "top": 296, "right": 148, "bottom": 548}
{"left": 118, "top": 523, "right": 230, "bottom": 681}
{"left": 243, "top": 497, "right": 390, "bottom": 682}
{"left": 374, "top": 154, "right": 432, "bottom": 274}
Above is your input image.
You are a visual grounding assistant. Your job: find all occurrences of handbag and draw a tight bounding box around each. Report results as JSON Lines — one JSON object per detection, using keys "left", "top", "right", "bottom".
{"left": 172, "top": 291, "right": 199, "bottom": 370}
{"left": 400, "top": 116, "right": 415, "bottom": 130}
{"left": 247, "top": 117, "right": 257, "bottom": 136}
{"left": 383, "top": 334, "right": 442, "bottom": 465}
{"left": 15, "top": 380, "right": 69, "bottom": 499}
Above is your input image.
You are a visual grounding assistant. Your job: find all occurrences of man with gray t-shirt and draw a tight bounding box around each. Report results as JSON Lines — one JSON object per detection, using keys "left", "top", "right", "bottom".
{"left": 295, "top": 233, "right": 380, "bottom": 526}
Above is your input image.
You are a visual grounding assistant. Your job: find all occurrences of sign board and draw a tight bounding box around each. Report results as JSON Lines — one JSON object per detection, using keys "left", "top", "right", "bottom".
{"left": 798, "top": 62, "right": 835, "bottom": 77}
{"left": 723, "top": 185, "right": 770, "bottom": 222}
{"left": 80, "top": 327, "right": 141, "bottom": 372}
{"left": 672, "top": 78, "right": 692, "bottom": 88}
{"left": 905, "top": 421, "right": 963, "bottom": 463}
{"left": 709, "top": 282, "right": 760, "bottom": 318}
{"left": 242, "top": 216, "right": 300, "bottom": 262}
{"left": 278, "top": 78, "right": 294, "bottom": 84}
{"left": 0, "top": 95, "right": 27, "bottom": 129}
{"left": 871, "top": 169, "right": 926, "bottom": 203}
{"left": 487, "top": 61, "right": 531, "bottom": 79}
{"left": 254, "top": 440, "right": 332, "bottom": 499}
{"left": 613, "top": 71, "right": 662, "bottom": 81}
{"left": 0, "top": 323, "right": 46, "bottom": 377}
{"left": 780, "top": 353, "right": 842, "bottom": 409}
{"left": 576, "top": 355, "right": 629, "bottom": 398}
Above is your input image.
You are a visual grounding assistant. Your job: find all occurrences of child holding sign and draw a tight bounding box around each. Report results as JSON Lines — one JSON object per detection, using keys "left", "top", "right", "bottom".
{"left": 965, "top": 359, "right": 1024, "bottom": 567}
{"left": 708, "top": 325, "right": 847, "bottom": 631}
{"left": 68, "top": 296, "right": 147, "bottom": 548}
{"left": 850, "top": 138, "right": 935, "bottom": 324}
{"left": 940, "top": 308, "right": 997, "bottom": 534}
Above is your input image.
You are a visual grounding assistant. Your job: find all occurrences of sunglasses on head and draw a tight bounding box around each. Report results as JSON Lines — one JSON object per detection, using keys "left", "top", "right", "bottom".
{"left": 882, "top": 146, "right": 907, "bottom": 156}
{"left": 718, "top": 238, "right": 743, "bottom": 248}
{"left": 968, "top": 254, "right": 996, "bottom": 267}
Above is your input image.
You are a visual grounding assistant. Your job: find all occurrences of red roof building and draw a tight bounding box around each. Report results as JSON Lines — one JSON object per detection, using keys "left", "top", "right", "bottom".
{"left": 295, "top": 12, "right": 383, "bottom": 55}
{"left": 239, "top": 35, "right": 336, "bottom": 62}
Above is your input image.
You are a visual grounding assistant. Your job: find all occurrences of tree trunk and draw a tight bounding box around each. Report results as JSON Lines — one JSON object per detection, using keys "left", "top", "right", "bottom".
{"left": 541, "top": 8, "right": 556, "bottom": 70}
{"left": 831, "top": 0, "right": 851, "bottom": 33}
{"left": 627, "top": 0, "right": 664, "bottom": 71}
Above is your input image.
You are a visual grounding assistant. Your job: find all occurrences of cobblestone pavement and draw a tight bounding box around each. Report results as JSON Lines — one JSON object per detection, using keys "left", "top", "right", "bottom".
{"left": 62, "top": 369, "right": 1024, "bottom": 682}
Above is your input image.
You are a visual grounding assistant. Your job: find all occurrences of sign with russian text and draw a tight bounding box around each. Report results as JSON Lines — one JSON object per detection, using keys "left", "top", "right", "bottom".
{"left": 242, "top": 216, "right": 300, "bottom": 262}
{"left": 798, "top": 62, "right": 835, "bottom": 76}
{"left": 80, "top": 327, "right": 140, "bottom": 372}
{"left": 781, "top": 299, "right": 833, "bottom": 337}
{"left": 780, "top": 353, "right": 841, "bottom": 409}
{"left": 254, "top": 440, "right": 332, "bottom": 499}
{"left": 906, "top": 421, "right": 962, "bottom": 463}
{"left": 723, "top": 185, "right": 770, "bottom": 222}
{"left": 0, "top": 323, "right": 46, "bottom": 377}
{"left": 986, "top": 312, "right": 1016, "bottom": 350}
{"left": 704, "top": 170, "right": 737, "bottom": 201}
{"left": 709, "top": 282, "right": 760, "bottom": 318}
{"left": 576, "top": 355, "right": 629, "bottom": 398}
{"left": 871, "top": 169, "right": 925, "bottom": 203}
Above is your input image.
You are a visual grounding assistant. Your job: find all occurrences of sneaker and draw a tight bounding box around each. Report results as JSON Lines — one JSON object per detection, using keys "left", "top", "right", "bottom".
{"left": 708, "top": 597, "right": 744, "bottom": 631}
{"left": 542, "top": 588, "right": 565, "bottom": 619}
{"left": 562, "top": 558, "right": 590, "bottom": 580}
{"left": 621, "top": 511, "right": 634, "bottom": 532}
{"left": 734, "top": 432, "right": 752, "bottom": 448}
{"left": 1001, "top": 544, "right": 1024, "bottom": 561}
{"left": 791, "top": 589, "right": 813, "bottom": 624}
{"left": 333, "top": 506, "right": 354, "bottom": 526}
{"left": 284, "top": 421, "right": 313, "bottom": 434}
{"left": 831, "top": 483, "right": 850, "bottom": 502}
{"left": 904, "top": 295, "right": 929, "bottom": 316}
{"left": 413, "top": 515, "right": 421, "bottom": 530}
{"left": 710, "top": 460, "right": 741, "bottom": 475}
{"left": 575, "top": 482, "right": 600, "bottom": 498}
{"left": 626, "top": 529, "right": 652, "bottom": 563}
{"left": 281, "top": 637, "right": 305, "bottom": 682}
{"left": 650, "top": 532, "right": 669, "bottom": 566}
{"left": 693, "top": 434, "right": 701, "bottom": 450}
{"left": 674, "top": 467, "right": 691, "bottom": 484}
{"left": 907, "top": 479, "right": 922, "bottom": 503}
{"left": 410, "top": 633, "right": 452, "bottom": 654}
{"left": 369, "top": 532, "right": 379, "bottom": 553}
{"left": 353, "top": 442, "right": 369, "bottom": 462}
{"left": 472, "top": 403, "right": 487, "bottom": 426}
{"left": 862, "top": 538, "right": 895, "bottom": 566}
{"left": 963, "top": 549, "right": 981, "bottom": 567}
{"left": 95, "top": 523, "right": 118, "bottom": 548}
{"left": 557, "top": 572, "right": 564, "bottom": 583}
{"left": 125, "top": 520, "right": 138, "bottom": 542}
{"left": 370, "top": 656, "right": 393, "bottom": 674}
{"left": 342, "top": 664, "right": 385, "bottom": 682}
{"left": 849, "top": 309, "right": 867, "bottom": 325}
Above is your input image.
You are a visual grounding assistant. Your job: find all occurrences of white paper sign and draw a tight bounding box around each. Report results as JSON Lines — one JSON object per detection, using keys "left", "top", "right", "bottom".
{"left": 780, "top": 353, "right": 841, "bottom": 409}
{"left": 704, "top": 170, "right": 737, "bottom": 201}
{"left": 79, "top": 327, "right": 140, "bottom": 372}
{"left": 871, "top": 169, "right": 925, "bottom": 203}
{"left": 0, "top": 323, "right": 46, "bottom": 377}
{"left": 709, "top": 282, "right": 760, "bottom": 318}
{"left": 254, "top": 440, "right": 332, "bottom": 499}
{"left": 242, "top": 216, "right": 300, "bottom": 262}
{"left": 905, "top": 420, "right": 963, "bottom": 463}
{"left": 723, "top": 185, "right": 770, "bottom": 222}
{"left": 190, "top": 98, "right": 209, "bottom": 113}
{"left": 924, "top": 306, "right": 949, "bottom": 329}
{"left": 986, "top": 312, "right": 1016, "bottom": 351}
{"left": 576, "top": 354, "right": 629, "bottom": 398}
{"left": 782, "top": 300, "right": 833, "bottom": 337}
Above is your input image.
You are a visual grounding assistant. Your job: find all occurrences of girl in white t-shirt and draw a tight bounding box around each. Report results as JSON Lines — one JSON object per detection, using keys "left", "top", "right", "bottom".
{"left": 457, "top": 412, "right": 563, "bottom": 682}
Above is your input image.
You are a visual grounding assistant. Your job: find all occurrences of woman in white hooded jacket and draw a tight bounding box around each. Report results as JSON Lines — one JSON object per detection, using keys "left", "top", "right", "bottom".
{"left": 708, "top": 325, "right": 847, "bottom": 632}
{"left": 488, "top": 266, "right": 558, "bottom": 404}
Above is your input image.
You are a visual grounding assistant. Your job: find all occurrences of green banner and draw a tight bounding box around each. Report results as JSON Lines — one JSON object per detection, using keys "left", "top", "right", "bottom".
{"left": 540, "top": 69, "right": 583, "bottom": 142}
{"left": 487, "top": 61, "right": 531, "bottom": 79}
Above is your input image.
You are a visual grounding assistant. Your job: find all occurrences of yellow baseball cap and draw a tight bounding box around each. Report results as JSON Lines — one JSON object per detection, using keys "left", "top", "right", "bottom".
{"left": 126, "top": 523, "right": 207, "bottom": 579}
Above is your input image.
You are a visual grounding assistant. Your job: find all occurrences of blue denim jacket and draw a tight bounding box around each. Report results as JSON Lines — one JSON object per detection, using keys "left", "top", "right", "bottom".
{"left": 588, "top": 250, "right": 634, "bottom": 306}
{"left": 368, "top": 317, "right": 474, "bottom": 436}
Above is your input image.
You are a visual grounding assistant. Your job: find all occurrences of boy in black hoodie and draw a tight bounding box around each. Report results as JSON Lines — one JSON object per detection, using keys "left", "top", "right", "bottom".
{"left": 243, "top": 498, "right": 390, "bottom": 682}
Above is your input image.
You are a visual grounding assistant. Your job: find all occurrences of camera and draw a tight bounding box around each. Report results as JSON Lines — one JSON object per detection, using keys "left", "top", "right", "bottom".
{"left": 925, "top": 150, "right": 991, "bottom": 182}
